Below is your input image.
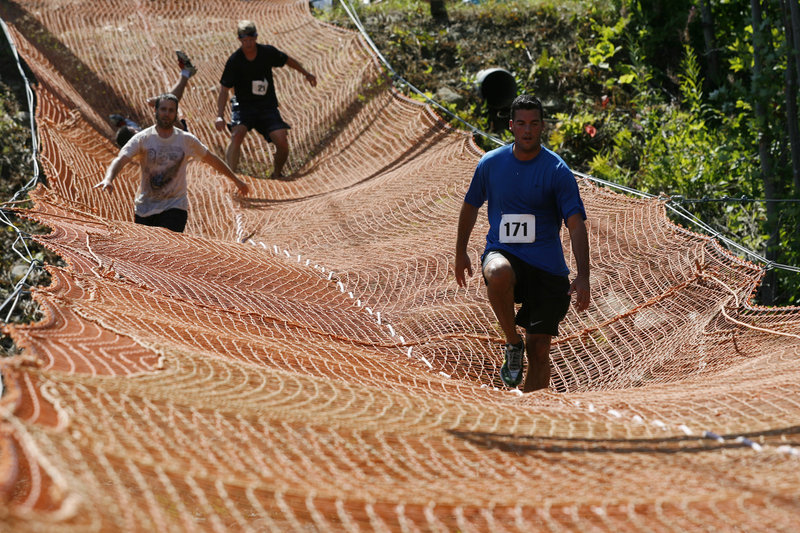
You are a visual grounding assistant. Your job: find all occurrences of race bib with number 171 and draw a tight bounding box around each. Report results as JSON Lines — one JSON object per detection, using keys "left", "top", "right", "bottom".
{"left": 499, "top": 214, "right": 536, "bottom": 243}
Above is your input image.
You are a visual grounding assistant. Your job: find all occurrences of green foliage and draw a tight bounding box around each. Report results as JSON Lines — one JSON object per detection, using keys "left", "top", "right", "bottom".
{"left": 544, "top": 20, "right": 790, "bottom": 297}
{"left": 0, "top": 84, "right": 30, "bottom": 195}
{"left": 624, "top": 0, "right": 695, "bottom": 89}
{"left": 635, "top": 47, "right": 746, "bottom": 199}
{"left": 582, "top": 15, "right": 628, "bottom": 78}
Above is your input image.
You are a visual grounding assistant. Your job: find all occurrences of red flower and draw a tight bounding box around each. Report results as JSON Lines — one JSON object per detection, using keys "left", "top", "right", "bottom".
{"left": 601, "top": 95, "right": 610, "bottom": 108}
{"left": 584, "top": 124, "right": 597, "bottom": 137}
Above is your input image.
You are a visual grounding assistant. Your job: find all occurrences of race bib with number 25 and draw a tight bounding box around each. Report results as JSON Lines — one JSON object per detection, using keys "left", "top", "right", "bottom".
{"left": 252, "top": 79, "right": 268, "bottom": 96}
{"left": 499, "top": 214, "right": 535, "bottom": 243}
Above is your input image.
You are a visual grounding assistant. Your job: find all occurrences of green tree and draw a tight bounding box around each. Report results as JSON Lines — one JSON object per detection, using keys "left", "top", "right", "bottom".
{"left": 621, "top": 0, "right": 800, "bottom": 303}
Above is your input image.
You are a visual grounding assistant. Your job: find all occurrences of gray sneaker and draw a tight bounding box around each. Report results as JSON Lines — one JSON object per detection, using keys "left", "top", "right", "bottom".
{"left": 500, "top": 340, "right": 525, "bottom": 387}
{"left": 176, "top": 50, "right": 197, "bottom": 77}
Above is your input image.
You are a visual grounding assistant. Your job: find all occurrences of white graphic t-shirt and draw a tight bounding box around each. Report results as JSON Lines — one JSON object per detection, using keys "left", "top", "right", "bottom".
{"left": 119, "top": 126, "right": 208, "bottom": 217}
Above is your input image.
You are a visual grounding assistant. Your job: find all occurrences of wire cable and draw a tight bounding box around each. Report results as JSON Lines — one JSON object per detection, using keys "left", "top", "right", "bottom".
{"left": 0, "top": 18, "right": 46, "bottom": 326}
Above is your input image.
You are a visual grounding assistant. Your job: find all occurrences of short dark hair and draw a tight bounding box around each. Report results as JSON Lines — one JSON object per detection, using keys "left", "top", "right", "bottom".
{"left": 153, "top": 93, "right": 179, "bottom": 110}
{"left": 510, "top": 94, "right": 544, "bottom": 121}
{"left": 237, "top": 20, "right": 257, "bottom": 38}
{"left": 115, "top": 126, "right": 135, "bottom": 148}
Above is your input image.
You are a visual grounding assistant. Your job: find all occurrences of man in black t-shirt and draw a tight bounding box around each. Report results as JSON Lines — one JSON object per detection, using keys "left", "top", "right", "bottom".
{"left": 214, "top": 20, "right": 317, "bottom": 179}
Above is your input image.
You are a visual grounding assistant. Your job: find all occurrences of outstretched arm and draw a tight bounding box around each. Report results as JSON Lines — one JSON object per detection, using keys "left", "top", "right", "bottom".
{"left": 455, "top": 202, "right": 480, "bottom": 287}
{"left": 201, "top": 150, "right": 249, "bottom": 196}
{"left": 285, "top": 57, "right": 317, "bottom": 87}
{"left": 566, "top": 213, "right": 590, "bottom": 311}
{"left": 94, "top": 153, "right": 132, "bottom": 193}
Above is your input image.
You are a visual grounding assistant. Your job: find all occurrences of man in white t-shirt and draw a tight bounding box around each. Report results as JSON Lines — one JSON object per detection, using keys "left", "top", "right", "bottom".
{"left": 95, "top": 93, "right": 249, "bottom": 232}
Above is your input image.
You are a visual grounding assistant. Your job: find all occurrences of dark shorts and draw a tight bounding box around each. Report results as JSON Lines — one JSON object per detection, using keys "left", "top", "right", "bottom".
{"left": 134, "top": 208, "right": 188, "bottom": 233}
{"left": 482, "top": 249, "right": 571, "bottom": 336}
{"left": 232, "top": 104, "right": 290, "bottom": 143}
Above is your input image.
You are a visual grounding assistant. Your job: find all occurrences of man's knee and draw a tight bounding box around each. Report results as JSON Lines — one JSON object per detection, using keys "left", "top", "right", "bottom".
{"left": 483, "top": 258, "right": 515, "bottom": 288}
{"left": 230, "top": 126, "right": 248, "bottom": 145}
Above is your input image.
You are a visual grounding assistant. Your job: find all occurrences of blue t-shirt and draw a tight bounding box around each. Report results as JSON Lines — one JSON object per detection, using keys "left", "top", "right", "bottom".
{"left": 464, "top": 143, "right": 586, "bottom": 276}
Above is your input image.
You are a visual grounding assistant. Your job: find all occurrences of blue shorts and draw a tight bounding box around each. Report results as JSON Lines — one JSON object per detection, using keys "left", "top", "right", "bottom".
{"left": 232, "top": 104, "right": 290, "bottom": 143}
{"left": 482, "top": 249, "right": 571, "bottom": 336}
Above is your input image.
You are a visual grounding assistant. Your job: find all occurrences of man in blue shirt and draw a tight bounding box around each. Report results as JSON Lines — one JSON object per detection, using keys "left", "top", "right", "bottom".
{"left": 214, "top": 20, "right": 317, "bottom": 179}
{"left": 455, "top": 95, "right": 590, "bottom": 392}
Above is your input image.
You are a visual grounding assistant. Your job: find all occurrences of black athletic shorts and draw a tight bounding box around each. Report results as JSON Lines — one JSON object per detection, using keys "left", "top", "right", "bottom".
{"left": 134, "top": 208, "right": 188, "bottom": 233}
{"left": 482, "top": 249, "right": 571, "bottom": 336}
{"left": 233, "top": 104, "right": 290, "bottom": 143}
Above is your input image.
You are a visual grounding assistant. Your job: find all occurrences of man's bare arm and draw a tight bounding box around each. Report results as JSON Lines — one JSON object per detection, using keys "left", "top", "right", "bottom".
{"left": 214, "top": 85, "right": 231, "bottom": 131}
{"left": 285, "top": 57, "right": 317, "bottom": 87}
{"left": 566, "top": 213, "right": 590, "bottom": 311}
{"left": 94, "top": 154, "right": 132, "bottom": 193}
{"left": 201, "top": 150, "right": 249, "bottom": 196}
{"left": 455, "top": 202, "right": 480, "bottom": 287}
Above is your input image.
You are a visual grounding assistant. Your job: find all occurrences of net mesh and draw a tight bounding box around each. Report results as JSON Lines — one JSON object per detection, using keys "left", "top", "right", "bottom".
{"left": 2, "top": 1, "right": 800, "bottom": 531}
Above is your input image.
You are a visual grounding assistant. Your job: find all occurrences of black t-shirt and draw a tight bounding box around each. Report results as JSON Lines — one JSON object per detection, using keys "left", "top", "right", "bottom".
{"left": 220, "top": 44, "right": 289, "bottom": 108}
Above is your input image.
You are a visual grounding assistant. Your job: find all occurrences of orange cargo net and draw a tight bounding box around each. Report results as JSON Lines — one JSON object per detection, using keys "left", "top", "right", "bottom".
{"left": 2, "top": 1, "right": 800, "bottom": 531}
